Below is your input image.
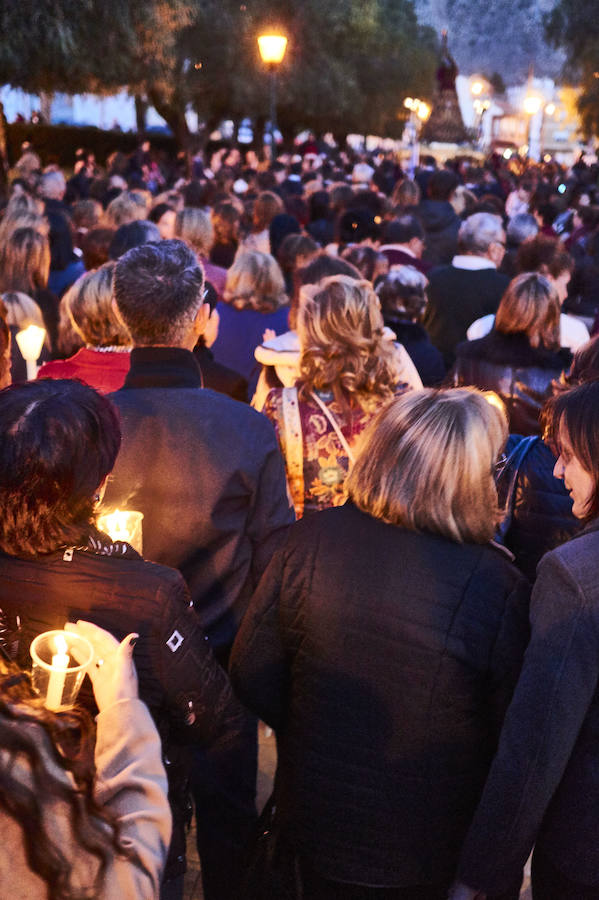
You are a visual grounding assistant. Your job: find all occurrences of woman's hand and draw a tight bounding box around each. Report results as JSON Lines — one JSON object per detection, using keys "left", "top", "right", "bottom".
{"left": 262, "top": 327, "right": 276, "bottom": 343}
{"left": 65, "top": 620, "right": 139, "bottom": 712}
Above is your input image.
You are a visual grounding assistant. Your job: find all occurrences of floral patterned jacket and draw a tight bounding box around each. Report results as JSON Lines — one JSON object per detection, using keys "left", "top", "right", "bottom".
{"left": 263, "top": 385, "right": 407, "bottom": 517}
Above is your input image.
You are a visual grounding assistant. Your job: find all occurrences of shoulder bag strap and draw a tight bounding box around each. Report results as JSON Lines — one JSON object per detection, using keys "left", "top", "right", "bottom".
{"left": 281, "top": 387, "right": 304, "bottom": 518}
{"left": 309, "top": 390, "right": 355, "bottom": 463}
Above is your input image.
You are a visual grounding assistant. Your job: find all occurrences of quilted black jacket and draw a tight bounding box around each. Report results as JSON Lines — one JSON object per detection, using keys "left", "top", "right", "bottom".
{"left": 230, "top": 502, "right": 530, "bottom": 889}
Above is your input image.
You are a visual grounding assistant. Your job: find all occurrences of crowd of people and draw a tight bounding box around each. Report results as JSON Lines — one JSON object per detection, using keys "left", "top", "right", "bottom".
{"left": 2, "top": 136, "right": 599, "bottom": 899}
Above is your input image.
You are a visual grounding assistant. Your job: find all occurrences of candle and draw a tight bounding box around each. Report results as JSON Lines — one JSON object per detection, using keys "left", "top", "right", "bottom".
{"left": 97, "top": 509, "right": 144, "bottom": 554}
{"left": 15, "top": 324, "right": 47, "bottom": 380}
{"left": 46, "top": 633, "right": 69, "bottom": 710}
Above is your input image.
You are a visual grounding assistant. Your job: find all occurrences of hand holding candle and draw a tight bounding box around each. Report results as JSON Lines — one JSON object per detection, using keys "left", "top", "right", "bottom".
{"left": 30, "top": 629, "right": 93, "bottom": 710}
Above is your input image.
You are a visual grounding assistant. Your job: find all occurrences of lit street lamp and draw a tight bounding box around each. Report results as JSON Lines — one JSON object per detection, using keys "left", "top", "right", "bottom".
{"left": 403, "top": 97, "right": 431, "bottom": 175}
{"left": 257, "top": 33, "right": 287, "bottom": 160}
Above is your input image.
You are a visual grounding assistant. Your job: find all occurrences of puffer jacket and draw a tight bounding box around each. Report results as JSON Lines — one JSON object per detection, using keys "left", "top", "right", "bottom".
{"left": 0, "top": 529, "right": 246, "bottom": 881}
{"left": 497, "top": 435, "right": 580, "bottom": 581}
{"left": 230, "top": 502, "right": 530, "bottom": 889}
{"left": 453, "top": 330, "right": 572, "bottom": 435}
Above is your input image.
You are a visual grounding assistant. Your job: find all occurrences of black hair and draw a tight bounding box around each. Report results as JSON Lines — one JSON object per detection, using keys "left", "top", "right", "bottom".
{"left": 108, "top": 220, "right": 160, "bottom": 260}
{"left": 0, "top": 379, "right": 121, "bottom": 555}
{"left": 114, "top": 239, "right": 204, "bottom": 345}
{"left": 148, "top": 202, "right": 175, "bottom": 224}
{"left": 427, "top": 170, "right": 460, "bottom": 202}
{"left": 381, "top": 215, "right": 424, "bottom": 245}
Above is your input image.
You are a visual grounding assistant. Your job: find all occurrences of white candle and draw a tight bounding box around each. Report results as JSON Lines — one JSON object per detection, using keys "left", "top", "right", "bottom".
{"left": 46, "top": 633, "right": 69, "bottom": 710}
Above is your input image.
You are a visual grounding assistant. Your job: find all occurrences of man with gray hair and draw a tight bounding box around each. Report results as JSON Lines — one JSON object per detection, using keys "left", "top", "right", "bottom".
{"left": 423, "top": 212, "right": 510, "bottom": 367}
{"left": 502, "top": 213, "right": 539, "bottom": 278}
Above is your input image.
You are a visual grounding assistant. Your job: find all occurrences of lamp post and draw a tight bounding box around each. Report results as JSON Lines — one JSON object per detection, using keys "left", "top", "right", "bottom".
{"left": 403, "top": 97, "right": 431, "bottom": 176}
{"left": 470, "top": 77, "right": 491, "bottom": 150}
{"left": 257, "top": 33, "right": 287, "bottom": 160}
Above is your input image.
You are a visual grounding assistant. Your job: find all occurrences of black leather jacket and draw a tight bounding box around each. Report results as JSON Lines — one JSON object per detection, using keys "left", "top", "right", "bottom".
{"left": 0, "top": 530, "right": 247, "bottom": 880}
{"left": 453, "top": 331, "right": 572, "bottom": 435}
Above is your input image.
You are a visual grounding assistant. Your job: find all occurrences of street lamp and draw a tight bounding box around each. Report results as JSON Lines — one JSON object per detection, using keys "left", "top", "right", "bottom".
{"left": 403, "top": 97, "right": 431, "bottom": 174}
{"left": 257, "top": 33, "right": 287, "bottom": 160}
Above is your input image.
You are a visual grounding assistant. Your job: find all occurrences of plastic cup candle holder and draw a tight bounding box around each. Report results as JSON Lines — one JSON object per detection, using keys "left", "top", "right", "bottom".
{"left": 97, "top": 509, "right": 144, "bottom": 555}
{"left": 30, "top": 630, "right": 93, "bottom": 711}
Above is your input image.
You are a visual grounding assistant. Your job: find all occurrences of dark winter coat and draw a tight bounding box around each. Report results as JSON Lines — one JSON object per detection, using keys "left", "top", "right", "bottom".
{"left": 230, "top": 502, "right": 530, "bottom": 889}
{"left": 384, "top": 318, "right": 446, "bottom": 386}
{"left": 104, "top": 347, "right": 293, "bottom": 653}
{"left": 424, "top": 265, "right": 510, "bottom": 367}
{"left": 453, "top": 331, "right": 572, "bottom": 435}
{"left": 457, "top": 519, "right": 599, "bottom": 894}
{"left": 0, "top": 532, "right": 246, "bottom": 880}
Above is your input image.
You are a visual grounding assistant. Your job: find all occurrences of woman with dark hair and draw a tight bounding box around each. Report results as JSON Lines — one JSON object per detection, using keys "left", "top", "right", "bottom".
{"left": 452, "top": 377, "right": 599, "bottom": 900}
{"left": 0, "top": 622, "right": 171, "bottom": 899}
{"left": 149, "top": 202, "right": 177, "bottom": 240}
{"left": 46, "top": 210, "right": 86, "bottom": 299}
{"left": 210, "top": 200, "right": 241, "bottom": 269}
{"left": 453, "top": 273, "right": 573, "bottom": 434}
{"left": 0, "top": 378, "right": 245, "bottom": 899}
{"left": 232, "top": 388, "right": 530, "bottom": 898}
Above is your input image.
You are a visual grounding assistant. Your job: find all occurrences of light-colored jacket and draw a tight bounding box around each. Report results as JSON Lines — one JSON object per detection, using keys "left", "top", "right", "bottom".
{"left": 3, "top": 698, "right": 171, "bottom": 899}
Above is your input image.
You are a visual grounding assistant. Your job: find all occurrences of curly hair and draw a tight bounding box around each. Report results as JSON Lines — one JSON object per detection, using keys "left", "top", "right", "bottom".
{"left": 0, "top": 657, "right": 123, "bottom": 899}
{"left": 0, "top": 380, "right": 121, "bottom": 556}
{"left": 298, "top": 275, "right": 400, "bottom": 409}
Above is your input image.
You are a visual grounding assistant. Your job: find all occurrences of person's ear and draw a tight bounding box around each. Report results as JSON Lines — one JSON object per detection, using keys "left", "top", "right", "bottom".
{"left": 194, "top": 302, "right": 211, "bottom": 336}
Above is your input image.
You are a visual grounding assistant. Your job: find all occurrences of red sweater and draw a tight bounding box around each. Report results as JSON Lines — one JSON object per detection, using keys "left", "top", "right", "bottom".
{"left": 37, "top": 347, "right": 131, "bottom": 394}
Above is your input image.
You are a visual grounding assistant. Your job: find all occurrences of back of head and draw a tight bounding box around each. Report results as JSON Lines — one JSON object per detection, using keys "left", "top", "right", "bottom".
{"left": 252, "top": 191, "right": 284, "bottom": 232}
{"left": 114, "top": 239, "right": 204, "bottom": 346}
{"left": 381, "top": 215, "right": 423, "bottom": 246}
{"left": 391, "top": 178, "right": 421, "bottom": 209}
{"left": 0, "top": 227, "right": 50, "bottom": 293}
{"left": 337, "top": 208, "right": 379, "bottom": 246}
{"left": 506, "top": 213, "right": 538, "bottom": 247}
{"left": 211, "top": 200, "right": 241, "bottom": 244}
{"left": 495, "top": 272, "right": 561, "bottom": 350}
{"left": 81, "top": 227, "right": 115, "bottom": 269}
{"left": 174, "top": 207, "right": 214, "bottom": 257}
{"left": 0, "top": 379, "right": 121, "bottom": 555}
{"left": 298, "top": 274, "right": 399, "bottom": 403}
{"left": 38, "top": 170, "right": 66, "bottom": 201}
{"left": 516, "top": 234, "right": 573, "bottom": 278}
{"left": 46, "top": 210, "right": 75, "bottom": 271}
{"left": 269, "top": 214, "right": 301, "bottom": 260}
{"left": 458, "top": 212, "right": 504, "bottom": 255}
{"left": 66, "top": 262, "right": 130, "bottom": 347}
{"left": 347, "top": 387, "right": 507, "bottom": 543}
{"left": 427, "top": 170, "right": 459, "bottom": 202}
{"left": 104, "top": 191, "right": 147, "bottom": 229}
{"left": 1, "top": 290, "right": 44, "bottom": 329}
{"left": 375, "top": 266, "right": 428, "bottom": 322}
{"left": 108, "top": 220, "right": 160, "bottom": 260}
{"left": 224, "top": 249, "right": 286, "bottom": 313}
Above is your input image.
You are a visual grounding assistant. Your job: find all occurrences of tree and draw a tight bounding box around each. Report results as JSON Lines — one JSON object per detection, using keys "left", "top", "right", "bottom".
{"left": 545, "top": 0, "right": 599, "bottom": 136}
{"left": 0, "top": 0, "right": 438, "bottom": 151}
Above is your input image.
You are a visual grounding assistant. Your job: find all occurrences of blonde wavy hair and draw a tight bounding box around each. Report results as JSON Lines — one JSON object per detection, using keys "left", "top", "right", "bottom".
{"left": 347, "top": 387, "right": 508, "bottom": 543}
{"left": 298, "top": 275, "right": 400, "bottom": 408}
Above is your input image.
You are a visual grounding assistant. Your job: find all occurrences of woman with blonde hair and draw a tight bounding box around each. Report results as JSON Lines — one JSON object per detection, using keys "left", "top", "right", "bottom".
{"left": 1, "top": 291, "right": 49, "bottom": 381}
{"left": 211, "top": 249, "right": 289, "bottom": 396}
{"left": 231, "top": 387, "right": 530, "bottom": 898}
{"left": 453, "top": 272, "right": 572, "bottom": 434}
{"left": 175, "top": 206, "right": 228, "bottom": 298}
{"left": 261, "top": 274, "right": 410, "bottom": 516}
{"left": 0, "top": 226, "right": 60, "bottom": 353}
{"left": 37, "top": 262, "right": 132, "bottom": 393}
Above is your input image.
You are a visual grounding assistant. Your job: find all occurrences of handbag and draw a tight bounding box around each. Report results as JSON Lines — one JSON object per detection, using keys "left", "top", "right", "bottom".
{"left": 240, "top": 794, "right": 304, "bottom": 900}
{"left": 495, "top": 435, "right": 539, "bottom": 542}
